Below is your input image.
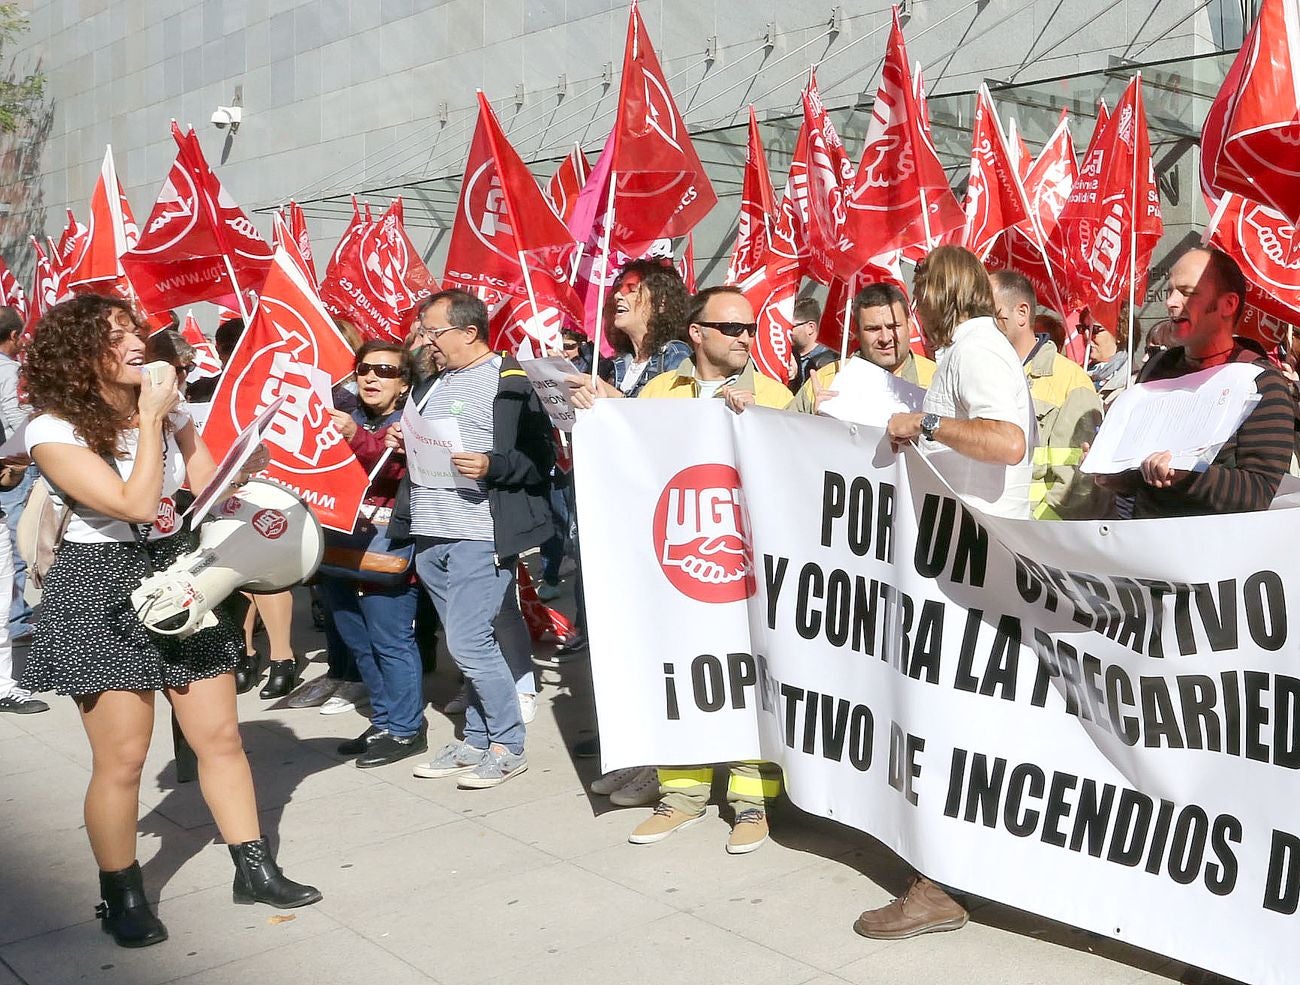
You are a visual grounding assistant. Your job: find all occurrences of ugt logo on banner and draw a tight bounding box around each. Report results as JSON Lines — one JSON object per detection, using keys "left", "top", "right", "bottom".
{"left": 652, "top": 464, "right": 754, "bottom": 604}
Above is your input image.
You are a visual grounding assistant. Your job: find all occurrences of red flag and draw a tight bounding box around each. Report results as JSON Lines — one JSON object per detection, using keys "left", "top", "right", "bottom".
{"left": 737, "top": 264, "right": 796, "bottom": 383}
{"left": 802, "top": 70, "right": 862, "bottom": 282}
{"left": 544, "top": 144, "right": 591, "bottom": 225}
{"left": 0, "top": 258, "right": 26, "bottom": 320}
{"left": 765, "top": 119, "right": 814, "bottom": 283}
{"left": 275, "top": 201, "right": 318, "bottom": 284}
{"left": 24, "top": 239, "right": 65, "bottom": 335}
{"left": 201, "top": 246, "right": 366, "bottom": 532}
{"left": 1201, "top": 0, "right": 1300, "bottom": 227}
{"left": 180, "top": 310, "right": 223, "bottom": 381}
{"left": 568, "top": 0, "right": 716, "bottom": 255}
{"left": 321, "top": 198, "right": 437, "bottom": 341}
{"left": 1007, "top": 117, "right": 1032, "bottom": 181}
{"left": 443, "top": 91, "right": 581, "bottom": 336}
{"left": 55, "top": 210, "right": 88, "bottom": 273}
{"left": 1059, "top": 76, "right": 1163, "bottom": 328}
{"left": 848, "top": 7, "right": 963, "bottom": 257}
{"left": 68, "top": 146, "right": 140, "bottom": 297}
{"left": 1206, "top": 192, "right": 1300, "bottom": 345}
{"left": 123, "top": 123, "right": 273, "bottom": 315}
{"left": 961, "top": 86, "right": 1032, "bottom": 259}
{"left": 1025, "top": 113, "right": 1078, "bottom": 238}
{"left": 726, "top": 107, "right": 776, "bottom": 285}
{"left": 516, "top": 563, "right": 577, "bottom": 645}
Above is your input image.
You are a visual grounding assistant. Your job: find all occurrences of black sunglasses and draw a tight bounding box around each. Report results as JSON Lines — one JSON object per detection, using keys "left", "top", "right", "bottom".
{"left": 356, "top": 362, "right": 404, "bottom": 379}
{"left": 697, "top": 320, "right": 758, "bottom": 338}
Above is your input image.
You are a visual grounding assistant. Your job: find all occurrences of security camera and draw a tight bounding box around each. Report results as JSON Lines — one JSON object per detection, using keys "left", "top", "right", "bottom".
{"left": 211, "top": 106, "right": 242, "bottom": 132}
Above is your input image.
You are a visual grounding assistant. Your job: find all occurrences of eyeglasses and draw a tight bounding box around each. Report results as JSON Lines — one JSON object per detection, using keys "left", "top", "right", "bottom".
{"left": 697, "top": 321, "right": 758, "bottom": 338}
{"left": 177, "top": 364, "right": 194, "bottom": 377}
{"left": 356, "top": 362, "right": 404, "bottom": 379}
{"left": 416, "top": 324, "right": 466, "bottom": 339}
{"left": 562, "top": 342, "right": 581, "bottom": 351}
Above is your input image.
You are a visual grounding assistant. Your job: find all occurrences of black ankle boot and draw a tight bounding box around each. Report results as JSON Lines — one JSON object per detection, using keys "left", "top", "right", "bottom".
{"left": 96, "top": 861, "right": 168, "bottom": 948}
{"left": 229, "top": 837, "right": 322, "bottom": 908}
{"left": 259, "top": 659, "right": 297, "bottom": 700}
{"left": 234, "top": 652, "right": 261, "bottom": 695}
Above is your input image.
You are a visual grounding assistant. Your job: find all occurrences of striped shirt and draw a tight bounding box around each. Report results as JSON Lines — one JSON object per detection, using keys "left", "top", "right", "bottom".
{"left": 409, "top": 356, "right": 500, "bottom": 541}
{"left": 1133, "top": 342, "right": 1299, "bottom": 518}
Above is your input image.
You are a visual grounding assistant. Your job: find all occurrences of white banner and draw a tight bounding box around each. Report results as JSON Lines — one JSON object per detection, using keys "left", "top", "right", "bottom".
{"left": 574, "top": 400, "right": 1300, "bottom": 985}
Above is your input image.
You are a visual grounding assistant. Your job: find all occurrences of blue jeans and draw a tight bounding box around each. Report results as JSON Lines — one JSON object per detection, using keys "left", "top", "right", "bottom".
{"left": 538, "top": 480, "right": 571, "bottom": 584}
{"left": 317, "top": 575, "right": 425, "bottom": 737}
{"left": 496, "top": 588, "right": 535, "bottom": 695}
{"left": 415, "top": 537, "right": 525, "bottom": 754}
{"left": 0, "top": 466, "right": 34, "bottom": 629}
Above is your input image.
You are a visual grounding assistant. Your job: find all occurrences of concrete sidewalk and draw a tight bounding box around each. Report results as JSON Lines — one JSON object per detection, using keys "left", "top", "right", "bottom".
{"left": 0, "top": 583, "right": 1224, "bottom": 985}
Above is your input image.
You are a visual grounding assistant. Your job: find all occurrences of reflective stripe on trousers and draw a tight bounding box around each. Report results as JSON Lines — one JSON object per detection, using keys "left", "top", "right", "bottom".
{"left": 658, "top": 763, "right": 782, "bottom": 815}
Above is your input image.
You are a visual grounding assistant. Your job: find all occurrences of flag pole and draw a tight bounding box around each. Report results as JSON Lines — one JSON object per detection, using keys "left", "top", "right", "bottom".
{"left": 589, "top": 171, "right": 618, "bottom": 392}
{"left": 517, "top": 249, "right": 552, "bottom": 356}
{"left": 839, "top": 273, "right": 855, "bottom": 362}
{"left": 1126, "top": 74, "right": 1140, "bottom": 389}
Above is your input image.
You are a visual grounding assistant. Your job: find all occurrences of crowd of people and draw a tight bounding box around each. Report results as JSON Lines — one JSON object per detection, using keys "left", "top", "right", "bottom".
{"left": 1, "top": 240, "right": 1295, "bottom": 951}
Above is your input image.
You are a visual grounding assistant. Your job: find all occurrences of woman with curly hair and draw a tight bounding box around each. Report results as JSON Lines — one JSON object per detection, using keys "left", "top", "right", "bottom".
{"left": 592, "top": 257, "right": 692, "bottom": 398}
{"left": 21, "top": 296, "right": 320, "bottom": 949}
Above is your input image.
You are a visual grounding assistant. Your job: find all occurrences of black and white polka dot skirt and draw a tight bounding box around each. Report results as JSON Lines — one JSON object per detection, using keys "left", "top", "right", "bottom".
{"left": 20, "top": 534, "right": 241, "bottom": 697}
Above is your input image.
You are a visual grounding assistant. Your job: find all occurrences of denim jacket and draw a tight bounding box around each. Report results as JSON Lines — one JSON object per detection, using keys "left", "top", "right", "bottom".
{"left": 612, "top": 339, "right": 690, "bottom": 397}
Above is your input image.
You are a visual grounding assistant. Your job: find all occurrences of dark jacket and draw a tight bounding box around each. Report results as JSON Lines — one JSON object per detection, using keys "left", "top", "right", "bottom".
{"left": 389, "top": 354, "right": 554, "bottom": 559}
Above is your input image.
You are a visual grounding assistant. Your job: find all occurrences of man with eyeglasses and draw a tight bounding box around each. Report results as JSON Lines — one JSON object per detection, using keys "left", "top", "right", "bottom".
{"left": 789, "top": 282, "right": 936, "bottom": 415}
{"left": 629, "top": 286, "right": 789, "bottom": 854}
{"left": 386, "top": 290, "right": 554, "bottom": 789}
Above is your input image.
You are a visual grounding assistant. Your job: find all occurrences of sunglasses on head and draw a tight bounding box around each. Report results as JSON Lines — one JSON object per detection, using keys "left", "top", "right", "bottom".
{"left": 356, "top": 362, "right": 404, "bottom": 379}
{"left": 697, "top": 320, "right": 758, "bottom": 338}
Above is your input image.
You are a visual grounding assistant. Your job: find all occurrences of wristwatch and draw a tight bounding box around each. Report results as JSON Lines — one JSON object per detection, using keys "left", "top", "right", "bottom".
{"left": 919, "top": 413, "right": 942, "bottom": 441}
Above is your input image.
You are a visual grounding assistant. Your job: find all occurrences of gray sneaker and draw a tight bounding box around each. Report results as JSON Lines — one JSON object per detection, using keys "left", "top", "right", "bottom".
{"left": 456, "top": 746, "right": 528, "bottom": 789}
{"left": 412, "top": 741, "right": 488, "bottom": 779}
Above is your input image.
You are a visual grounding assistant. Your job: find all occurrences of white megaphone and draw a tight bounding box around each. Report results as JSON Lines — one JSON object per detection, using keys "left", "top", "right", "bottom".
{"left": 131, "top": 479, "right": 325, "bottom": 637}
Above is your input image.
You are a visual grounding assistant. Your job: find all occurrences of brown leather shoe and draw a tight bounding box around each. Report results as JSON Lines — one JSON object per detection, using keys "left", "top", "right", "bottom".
{"left": 853, "top": 876, "right": 968, "bottom": 939}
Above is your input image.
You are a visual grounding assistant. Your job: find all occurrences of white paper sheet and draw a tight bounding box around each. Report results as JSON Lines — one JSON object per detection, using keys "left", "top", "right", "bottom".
{"left": 817, "top": 356, "right": 926, "bottom": 426}
{"left": 1082, "top": 362, "right": 1264, "bottom": 474}
{"left": 400, "top": 404, "right": 479, "bottom": 490}
{"left": 187, "top": 395, "right": 287, "bottom": 525}
{"left": 520, "top": 355, "right": 581, "bottom": 432}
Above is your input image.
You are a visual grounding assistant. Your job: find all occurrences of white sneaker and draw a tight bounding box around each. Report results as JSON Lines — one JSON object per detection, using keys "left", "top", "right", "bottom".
{"left": 609, "top": 766, "right": 661, "bottom": 807}
{"left": 518, "top": 692, "right": 537, "bottom": 724}
{"left": 536, "top": 581, "right": 563, "bottom": 601}
{"left": 590, "top": 766, "right": 643, "bottom": 796}
{"left": 320, "top": 681, "right": 369, "bottom": 716}
{"left": 443, "top": 683, "right": 470, "bottom": 715}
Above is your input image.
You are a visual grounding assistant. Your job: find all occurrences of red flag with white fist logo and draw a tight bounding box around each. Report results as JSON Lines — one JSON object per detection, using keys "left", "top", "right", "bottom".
{"left": 201, "top": 245, "right": 367, "bottom": 533}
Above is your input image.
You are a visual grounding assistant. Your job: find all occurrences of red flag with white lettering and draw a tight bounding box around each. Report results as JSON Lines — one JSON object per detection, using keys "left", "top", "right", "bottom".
{"left": 802, "top": 70, "right": 862, "bottom": 282}
{"left": 568, "top": 0, "right": 716, "bottom": 255}
{"left": 1008, "top": 117, "right": 1032, "bottom": 182}
{"left": 678, "top": 234, "right": 697, "bottom": 294}
{"left": 726, "top": 106, "right": 776, "bottom": 285}
{"left": 1201, "top": 0, "right": 1300, "bottom": 227}
{"left": 737, "top": 263, "right": 797, "bottom": 384}
{"left": 282, "top": 201, "right": 318, "bottom": 284}
{"left": 444, "top": 91, "right": 581, "bottom": 334}
{"left": 24, "top": 239, "right": 65, "bottom": 335}
{"left": 180, "top": 310, "right": 223, "bottom": 381}
{"left": 1058, "top": 76, "right": 1163, "bottom": 329}
{"left": 320, "top": 198, "right": 437, "bottom": 342}
{"left": 201, "top": 246, "right": 366, "bottom": 533}
{"left": 848, "top": 7, "right": 963, "bottom": 257}
{"left": 122, "top": 123, "right": 273, "bottom": 314}
{"left": 544, "top": 144, "right": 591, "bottom": 226}
{"left": 961, "top": 86, "right": 1032, "bottom": 260}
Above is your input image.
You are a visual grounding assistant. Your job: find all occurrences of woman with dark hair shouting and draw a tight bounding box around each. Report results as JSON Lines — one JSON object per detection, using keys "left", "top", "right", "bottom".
{"left": 20, "top": 296, "right": 320, "bottom": 949}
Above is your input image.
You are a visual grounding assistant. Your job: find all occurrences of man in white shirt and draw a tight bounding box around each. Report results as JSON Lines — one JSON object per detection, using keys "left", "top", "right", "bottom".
{"left": 856, "top": 246, "right": 1034, "bottom": 941}
{"left": 885, "top": 246, "right": 1034, "bottom": 520}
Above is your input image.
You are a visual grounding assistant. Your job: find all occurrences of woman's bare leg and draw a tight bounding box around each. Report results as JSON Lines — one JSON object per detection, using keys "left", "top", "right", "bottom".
{"left": 77, "top": 690, "right": 156, "bottom": 870}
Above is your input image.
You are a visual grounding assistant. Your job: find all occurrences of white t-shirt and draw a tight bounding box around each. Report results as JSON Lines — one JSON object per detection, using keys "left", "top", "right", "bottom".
{"left": 921, "top": 317, "right": 1034, "bottom": 520}
{"left": 696, "top": 378, "right": 728, "bottom": 400}
{"left": 26, "top": 412, "right": 191, "bottom": 543}
{"left": 619, "top": 359, "right": 650, "bottom": 395}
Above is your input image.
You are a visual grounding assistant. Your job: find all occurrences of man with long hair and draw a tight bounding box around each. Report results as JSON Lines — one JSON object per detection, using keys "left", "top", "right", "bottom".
{"left": 857, "top": 246, "right": 1036, "bottom": 941}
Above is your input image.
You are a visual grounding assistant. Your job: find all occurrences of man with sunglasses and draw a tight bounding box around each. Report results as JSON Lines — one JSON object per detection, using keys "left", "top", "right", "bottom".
{"left": 631, "top": 286, "right": 789, "bottom": 854}
{"left": 386, "top": 290, "right": 554, "bottom": 789}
